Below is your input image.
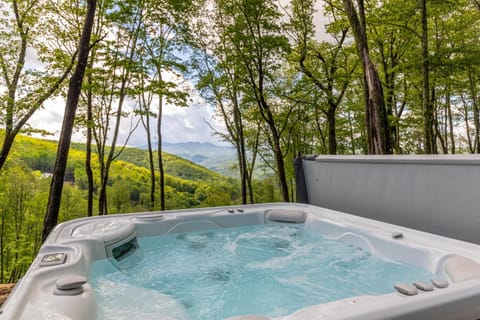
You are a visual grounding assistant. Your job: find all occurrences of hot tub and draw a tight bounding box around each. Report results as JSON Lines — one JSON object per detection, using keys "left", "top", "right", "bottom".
{"left": 1, "top": 203, "right": 480, "bottom": 320}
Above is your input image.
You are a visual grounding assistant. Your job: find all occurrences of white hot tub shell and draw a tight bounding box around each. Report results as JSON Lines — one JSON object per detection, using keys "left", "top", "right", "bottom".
{"left": 1, "top": 202, "right": 480, "bottom": 320}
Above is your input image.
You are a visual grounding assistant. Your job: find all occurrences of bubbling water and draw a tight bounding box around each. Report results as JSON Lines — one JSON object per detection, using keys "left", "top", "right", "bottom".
{"left": 90, "top": 224, "right": 433, "bottom": 320}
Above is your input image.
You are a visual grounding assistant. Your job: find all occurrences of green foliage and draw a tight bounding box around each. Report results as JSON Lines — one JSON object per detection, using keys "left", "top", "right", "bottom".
{"left": 0, "top": 162, "right": 46, "bottom": 282}
{"left": 0, "top": 0, "right": 80, "bottom": 173}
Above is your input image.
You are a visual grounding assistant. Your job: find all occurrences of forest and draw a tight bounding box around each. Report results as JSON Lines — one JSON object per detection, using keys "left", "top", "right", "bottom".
{"left": 0, "top": 0, "right": 479, "bottom": 281}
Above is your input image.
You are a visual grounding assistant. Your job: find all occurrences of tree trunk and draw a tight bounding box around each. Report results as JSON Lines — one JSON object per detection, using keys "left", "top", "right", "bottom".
{"left": 0, "top": 133, "right": 16, "bottom": 173}
{"left": 146, "top": 110, "right": 156, "bottom": 211}
{"left": 314, "top": 112, "right": 327, "bottom": 154}
{"left": 347, "top": 110, "right": 356, "bottom": 155}
{"left": 435, "top": 112, "right": 447, "bottom": 154}
{"left": 421, "top": 0, "right": 435, "bottom": 153}
{"left": 462, "top": 94, "right": 474, "bottom": 153}
{"left": 361, "top": 74, "right": 373, "bottom": 152}
{"left": 232, "top": 94, "right": 248, "bottom": 204}
{"left": 157, "top": 93, "right": 165, "bottom": 211}
{"left": 218, "top": 84, "right": 248, "bottom": 204}
{"left": 1, "top": 214, "right": 4, "bottom": 283}
{"left": 263, "top": 104, "right": 289, "bottom": 202}
{"left": 446, "top": 90, "right": 455, "bottom": 154}
{"left": 86, "top": 108, "right": 94, "bottom": 217}
{"left": 343, "top": 0, "right": 391, "bottom": 154}
{"left": 468, "top": 69, "right": 480, "bottom": 153}
{"left": 364, "top": 53, "right": 391, "bottom": 154}
{"left": 239, "top": 141, "right": 248, "bottom": 204}
{"left": 379, "top": 43, "right": 398, "bottom": 154}
{"left": 247, "top": 124, "right": 260, "bottom": 204}
{"left": 43, "top": 0, "right": 96, "bottom": 242}
{"left": 139, "top": 86, "right": 156, "bottom": 211}
{"left": 86, "top": 58, "right": 95, "bottom": 217}
{"left": 474, "top": 103, "right": 480, "bottom": 153}
{"left": 326, "top": 106, "right": 337, "bottom": 155}
{"left": 98, "top": 168, "right": 109, "bottom": 215}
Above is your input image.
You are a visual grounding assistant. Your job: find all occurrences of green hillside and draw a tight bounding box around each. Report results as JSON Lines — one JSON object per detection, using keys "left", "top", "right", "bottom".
{"left": 13, "top": 136, "right": 241, "bottom": 212}
{"left": 71, "top": 143, "right": 228, "bottom": 183}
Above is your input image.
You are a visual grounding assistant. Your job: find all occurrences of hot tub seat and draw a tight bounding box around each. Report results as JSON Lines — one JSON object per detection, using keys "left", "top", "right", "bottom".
{"left": 444, "top": 255, "right": 480, "bottom": 283}
{"left": 265, "top": 209, "right": 306, "bottom": 223}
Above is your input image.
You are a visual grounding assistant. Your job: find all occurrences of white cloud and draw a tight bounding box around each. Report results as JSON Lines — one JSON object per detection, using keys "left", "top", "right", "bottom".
{"left": 25, "top": 46, "right": 45, "bottom": 71}
{"left": 124, "top": 93, "right": 227, "bottom": 147}
{"left": 162, "top": 105, "right": 221, "bottom": 143}
{"left": 27, "top": 89, "right": 227, "bottom": 147}
{"left": 313, "top": 1, "right": 332, "bottom": 42}
{"left": 28, "top": 97, "right": 67, "bottom": 136}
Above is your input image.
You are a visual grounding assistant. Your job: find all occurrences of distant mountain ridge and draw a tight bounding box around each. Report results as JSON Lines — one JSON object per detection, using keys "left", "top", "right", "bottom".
{"left": 138, "top": 141, "right": 237, "bottom": 176}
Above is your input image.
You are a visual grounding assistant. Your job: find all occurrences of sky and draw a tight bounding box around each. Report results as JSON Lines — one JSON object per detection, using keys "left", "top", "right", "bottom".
{"left": 27, "top": 88, "right": 227, "bottom": 147}
{"left": 25, "top": 1, "right": 328, "bottom": 148}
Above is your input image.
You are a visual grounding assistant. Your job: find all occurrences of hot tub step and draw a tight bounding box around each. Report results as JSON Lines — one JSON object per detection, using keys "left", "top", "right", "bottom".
{"left": 413, "top": 281, "right": 434, "bottom": 291}
{"left": 394, "top": 283, "right": 418, "bottom": 296}
{"left": 431, "top": 278, "right": 449, "bottom": 288}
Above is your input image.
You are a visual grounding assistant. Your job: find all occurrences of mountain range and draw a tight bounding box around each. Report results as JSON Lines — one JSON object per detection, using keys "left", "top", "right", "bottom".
{"left": 138, "top": 142, "right": 238, "bottom": 176}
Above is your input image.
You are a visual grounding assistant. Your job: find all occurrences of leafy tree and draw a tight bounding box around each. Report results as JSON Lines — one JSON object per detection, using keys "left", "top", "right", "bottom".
{"left": 366, "top": 0, "right": 418, "bottom": 153}
{"left": 86, "top": 0, "right": 144, "bottom": 215}
{"left": 192, "top": 3, "right": 252, "bottom": 203}
{"left": 137, "top": 76, "right": 157, "bottom": 211}
{"left": 81, "top": 0, "right": 112, "bottom": 217}
{"left": 289, "top": 0, "right": 356, "bottom": 155}
{"left": 0, "top": 163, "right": 46, "bottom": 282}
{"left": 0, "top": 0, "right": 77, "bottom": 171}
{"left": 136, "top": 0, "right": 190, "bottom": 210}
{"left": 43, "top": 0, "right": 97, "bottom": 241}
{"left": 428, "top": 0, "right": 480, "bottom": 153}
{"left": 216, "top": 0, "right": 292, "bottom": 201}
